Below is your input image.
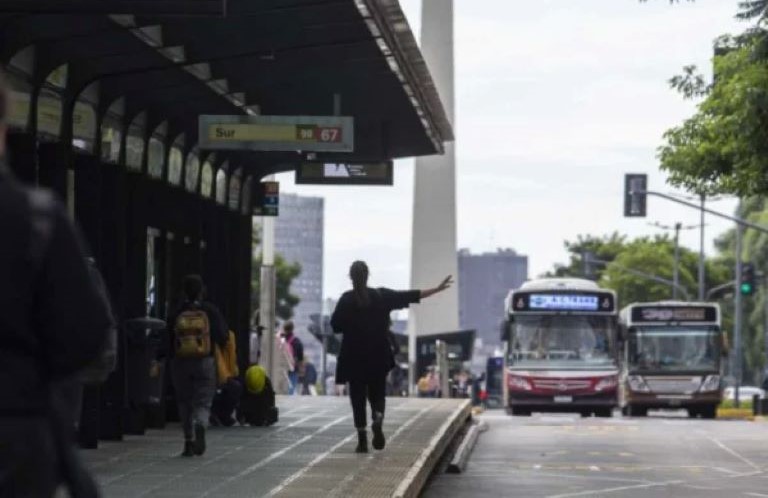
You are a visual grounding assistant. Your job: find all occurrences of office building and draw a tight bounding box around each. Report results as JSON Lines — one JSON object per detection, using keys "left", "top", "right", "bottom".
{"left": 458, "top": 248, "right": 528, "bottom": 369}
{"left": 274, "top": 193, "right": 325, "bottom": 365}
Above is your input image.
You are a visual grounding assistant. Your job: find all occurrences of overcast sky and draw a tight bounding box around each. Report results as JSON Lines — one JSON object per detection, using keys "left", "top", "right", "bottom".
{"left": 278, "top": 0, "right": 745, "bottom": 301}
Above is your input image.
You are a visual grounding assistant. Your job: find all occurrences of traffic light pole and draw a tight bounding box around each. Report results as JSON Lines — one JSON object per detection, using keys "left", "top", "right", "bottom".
{"left": 734, "top": 224, "right": 744, "bottom": 408}
{"left": 634, "top": 190, "right": 768, "bottom": 236}
{"left": 699, "top": 193, "right": 706, "bottom": 301}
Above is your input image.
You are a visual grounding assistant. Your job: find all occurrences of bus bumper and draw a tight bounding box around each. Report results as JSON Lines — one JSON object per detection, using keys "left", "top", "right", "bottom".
{"left": 625, "top": 392, "right": 720, "bottom": 409}
{"left": 508, "top": 391, "right": 617, "bottom": 410}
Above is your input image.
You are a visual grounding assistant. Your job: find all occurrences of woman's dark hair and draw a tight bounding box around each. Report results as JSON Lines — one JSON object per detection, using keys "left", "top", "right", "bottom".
{"left": 350, "top": 261, "right": 370, "bottom": 307}
{"left": 183, "top": 274, "right": 204, "bottom": 302}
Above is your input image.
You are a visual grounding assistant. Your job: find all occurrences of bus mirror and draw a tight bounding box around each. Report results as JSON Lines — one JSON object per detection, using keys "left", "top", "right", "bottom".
{"left": 499, "top": 319, "right": 510, "bottom": 342}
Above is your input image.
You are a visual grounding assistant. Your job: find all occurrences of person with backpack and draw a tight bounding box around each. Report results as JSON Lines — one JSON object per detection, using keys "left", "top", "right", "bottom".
{"left": 331, "top": 261, "right": 452, "bottom": 453}
{"left": 0, "top": 71, "right": 113, "bottom": 497}
{"left": 167, "top": 275, "right": 227, "bottom": 457}
{"left": 280, "top": 321, "right": 304, "bottom": 395}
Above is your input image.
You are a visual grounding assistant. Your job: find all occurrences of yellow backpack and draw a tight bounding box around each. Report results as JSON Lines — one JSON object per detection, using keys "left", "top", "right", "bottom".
{"left": 175, "top": 308, "right": 211, "bottom": 358}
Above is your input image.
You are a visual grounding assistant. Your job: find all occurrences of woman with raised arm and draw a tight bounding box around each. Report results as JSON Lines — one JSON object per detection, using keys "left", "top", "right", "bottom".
{"left": 331, "top": 261, "right": 453, "bottom": 453}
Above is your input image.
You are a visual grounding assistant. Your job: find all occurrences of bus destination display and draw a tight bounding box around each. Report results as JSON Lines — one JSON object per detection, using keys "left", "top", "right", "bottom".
{"left": 631, "top": 306, "right": 718, "bottom": 323}
{"left": 530, "top": 294, "right": 599, "bottom": 311}
{"left": 513, "top": 292, "right": 615, "bottom": 313}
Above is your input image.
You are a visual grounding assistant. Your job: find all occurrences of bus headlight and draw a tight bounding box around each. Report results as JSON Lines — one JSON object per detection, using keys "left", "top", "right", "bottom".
{"left": 699, "top": 375, "right": 721, "bottom": 393}
{"left": 595, "top": 376, "right": 618, "bottom": 392}
{"left": 627, "top": 375, "right": 650, "bottom": 393}
{"left": 508, "top": 375, "right": 532, "bottom": 391}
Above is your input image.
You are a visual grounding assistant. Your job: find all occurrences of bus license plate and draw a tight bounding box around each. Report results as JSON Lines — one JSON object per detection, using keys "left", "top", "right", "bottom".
{"left": 554, "top": 396, "right": 573, "bottom": 403}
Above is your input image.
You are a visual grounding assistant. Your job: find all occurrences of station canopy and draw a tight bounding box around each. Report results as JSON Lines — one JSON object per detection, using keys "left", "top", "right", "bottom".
{"left": 0, "top": 0, "right": 453, "bottom": 176}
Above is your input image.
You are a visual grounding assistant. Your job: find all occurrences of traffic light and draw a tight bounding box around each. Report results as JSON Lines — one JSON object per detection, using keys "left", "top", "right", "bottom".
{"left": 740, "top": 263, "right": 756, "bottom": 296}
{"left": 624, "top": 174, "right": 648, "bottom": 217}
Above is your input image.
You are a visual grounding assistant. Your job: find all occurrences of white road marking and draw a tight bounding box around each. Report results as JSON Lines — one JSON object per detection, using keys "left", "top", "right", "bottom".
{"left": 546, "top": 479, "right": 687, "bottom": 498}
{"left": 543, "top": 470, "right": 764, "bottom": 498}
{"left": 745, "top": 493, "right": 768, "bottom": 497}
{"left": 704, "top": 434, "right": 762, "bottom": 472}
{"left": 267, "top": 406, "right": 433, "bottom": 497}
{"left": 200, "top": 414, "right": 350, "bottom": 497}
{"left": 131, "top": 410, "right": 332, "bottom": 495}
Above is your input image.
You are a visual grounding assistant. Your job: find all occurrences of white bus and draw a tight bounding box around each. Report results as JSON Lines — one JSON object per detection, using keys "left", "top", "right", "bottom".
{"left": 502, "top": 278, "right": 619, "bottom": 417}
{"left": 619, "top": 301, "right": 724, "bottom": 418}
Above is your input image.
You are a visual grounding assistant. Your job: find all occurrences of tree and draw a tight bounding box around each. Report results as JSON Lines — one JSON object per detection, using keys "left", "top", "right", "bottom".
{"left": 656, "top": 1, "right": 768, "bottom": 195}
{"left": 251, "top": 221, "right": 302, "bottom": 321}
{"left": 549, "top": 233, "right": 731, "bottom": 307}
{"left": 547, "top": 233, "right": 627, "bottom": 281}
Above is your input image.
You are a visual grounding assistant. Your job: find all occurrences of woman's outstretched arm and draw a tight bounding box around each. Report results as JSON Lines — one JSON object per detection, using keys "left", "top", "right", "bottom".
{"left": 420, "top": 276, "right": 454, "bottom": 300}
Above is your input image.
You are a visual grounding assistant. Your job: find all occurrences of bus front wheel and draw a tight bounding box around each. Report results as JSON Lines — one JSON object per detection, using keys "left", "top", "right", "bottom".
{"left": 628, "top": 406, "right": 647, "bottom": 417}
{"left": 595, "top": 408, "right": 613, "bottom": 418}
{"left": 700, "top": 405, "right": 717, "bottom": 419}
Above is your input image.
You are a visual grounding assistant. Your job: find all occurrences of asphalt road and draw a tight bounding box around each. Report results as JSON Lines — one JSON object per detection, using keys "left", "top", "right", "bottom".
{"left": 424, "top": 410, "right": 768, "bottom": 498}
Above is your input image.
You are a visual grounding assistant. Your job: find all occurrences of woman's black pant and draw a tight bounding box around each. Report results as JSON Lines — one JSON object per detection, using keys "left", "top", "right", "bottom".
{"left": 348, "top": 375, "right": 387, "bottom": 429}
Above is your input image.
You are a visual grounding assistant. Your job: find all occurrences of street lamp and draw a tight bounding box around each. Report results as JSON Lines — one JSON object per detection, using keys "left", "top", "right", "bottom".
{"left": 650, "top": 221, "right": 701, "bottom": 300}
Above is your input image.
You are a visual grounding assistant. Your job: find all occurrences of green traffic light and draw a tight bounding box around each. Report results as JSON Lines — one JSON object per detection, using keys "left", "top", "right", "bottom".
{"left": 741, "top": 283, "right": 754, "bottom": 295}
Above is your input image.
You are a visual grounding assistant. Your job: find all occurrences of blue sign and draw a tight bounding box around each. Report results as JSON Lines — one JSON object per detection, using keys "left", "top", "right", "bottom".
{"left": 529, "top": 294, "right": 600, "bottom": 311}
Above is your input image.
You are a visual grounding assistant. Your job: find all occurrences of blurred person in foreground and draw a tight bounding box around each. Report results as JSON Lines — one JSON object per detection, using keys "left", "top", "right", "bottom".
{"left": 0, "top": 70, "right": 113, "bottom": 497}
{"left": 331, "top": 261, "right": 452, "bottom": 453}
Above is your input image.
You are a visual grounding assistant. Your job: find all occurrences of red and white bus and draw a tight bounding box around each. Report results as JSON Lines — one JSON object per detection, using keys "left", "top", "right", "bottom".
{"left": 502, "top": 278, "right": 619, "bottom": 417}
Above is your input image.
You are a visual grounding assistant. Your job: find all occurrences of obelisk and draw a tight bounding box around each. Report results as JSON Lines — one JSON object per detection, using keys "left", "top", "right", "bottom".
{"left": 408, "top": 0, "right": 459, "bottom": 389}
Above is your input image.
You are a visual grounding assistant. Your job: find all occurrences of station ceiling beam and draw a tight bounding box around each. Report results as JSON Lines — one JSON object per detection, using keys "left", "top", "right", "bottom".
{"left": 0, "top": 1, "right": 226, "bottom": 16}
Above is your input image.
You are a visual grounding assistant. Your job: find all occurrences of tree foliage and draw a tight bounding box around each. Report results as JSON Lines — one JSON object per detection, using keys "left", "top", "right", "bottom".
{"left": 548, "top": 233, "right": 731, "bottom": 308}
{"left": 657, "top": 2, "right": 768, "bottom": 195}
{"left": 251, "top": 222, "right": 302, "bottom": 321}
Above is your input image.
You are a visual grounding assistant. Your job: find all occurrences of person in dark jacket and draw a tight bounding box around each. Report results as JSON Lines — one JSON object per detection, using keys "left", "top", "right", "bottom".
{"left": 331, "top": 260, "right": 452, "bottom": 453}
{"left": 166, "top": 275, "right": 227, "bottom": 457}
{"left": 0, "top": 72, "right": 113, "bottom": 496}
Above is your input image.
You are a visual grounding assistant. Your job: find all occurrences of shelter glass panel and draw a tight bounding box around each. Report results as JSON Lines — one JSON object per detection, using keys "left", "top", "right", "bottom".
{"left": 200, "top": 162, "right": 213, "bottom": 198}
{"left": 126, "top": 114, "right": 146, "bottom": 171}
{"left": 72, "top": 102, "right": 96, "bottom": 152}
{"left": 101, "top": 120, "right": 122, "bottom": 163}
{"left": 6, "top": 72, "right": 31, "bottom": 131}
{"left": 147, "top": 136, "right": 165, "bottom": 179}
{"left": 168, "top": 147, "right": 183, "bottom": 185}
{"left": 215, "top": 167, "right": 227, "bottom": 205}
{"left": 37, "top": 90, "right": 62, "bottom": 139}
{"left": 185, "top": 153, "right": 200, "bottom": 192}
{"left": 229, "top": 170, "right": 242, "bottom": 211}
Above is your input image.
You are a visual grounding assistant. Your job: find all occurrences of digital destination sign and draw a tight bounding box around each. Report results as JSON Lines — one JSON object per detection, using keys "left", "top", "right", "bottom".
{"left": 512, "top": 292, "right": 615, "bottom": 313}
{"left": 199, "top": 115, "right": 354, "bottom": 153}
{"left": 530, "top": 294, "right": 599, "bottom": 311}
{"left": 295, "top": 161, "right": 393, "bottom": 186}
{"left": 631, "top": 305, "right": 718, "bottom": 324}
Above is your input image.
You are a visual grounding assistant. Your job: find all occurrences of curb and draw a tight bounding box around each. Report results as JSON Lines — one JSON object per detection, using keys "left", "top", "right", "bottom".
{"left": 391, "top": 400, "right": 472, "bottom": 498}
{"left": 446, "top": 420, "right": 484, "bottom": 474}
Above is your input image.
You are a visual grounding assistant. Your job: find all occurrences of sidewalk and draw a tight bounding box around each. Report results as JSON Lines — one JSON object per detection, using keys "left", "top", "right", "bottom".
{"left": 83, "top": 396, "right": 470, "bottom": 498}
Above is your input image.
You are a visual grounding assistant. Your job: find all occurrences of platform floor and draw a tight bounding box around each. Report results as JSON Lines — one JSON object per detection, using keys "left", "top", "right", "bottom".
{"left": 83, "top": 396, "right": 469, "bottom": 498}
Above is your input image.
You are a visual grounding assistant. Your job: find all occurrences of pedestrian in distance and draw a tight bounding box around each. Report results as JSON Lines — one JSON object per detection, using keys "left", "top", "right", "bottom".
{"left": 280, "top": 320, "right": 304, "bottom": 395}
{"left": 0, "top": 70, "right": 113, "bottom": 497}
{"left": 167, "top": 275, "right": 228, "bottom": 457}
{"left": 331, "top": 260, "right": 453, "bottom": 453}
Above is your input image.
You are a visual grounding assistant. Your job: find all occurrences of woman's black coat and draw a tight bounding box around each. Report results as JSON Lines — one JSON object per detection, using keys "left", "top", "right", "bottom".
{"left": 331, "top": 288, "right": 420, "bottom": 384}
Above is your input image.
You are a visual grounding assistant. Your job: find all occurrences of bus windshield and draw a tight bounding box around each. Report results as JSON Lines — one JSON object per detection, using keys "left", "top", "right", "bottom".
{"left": 628, "top": 327, "right": 720, "bottom": 372}
{"left": 509, "top": 315, "right": 615, "bottom": 369}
